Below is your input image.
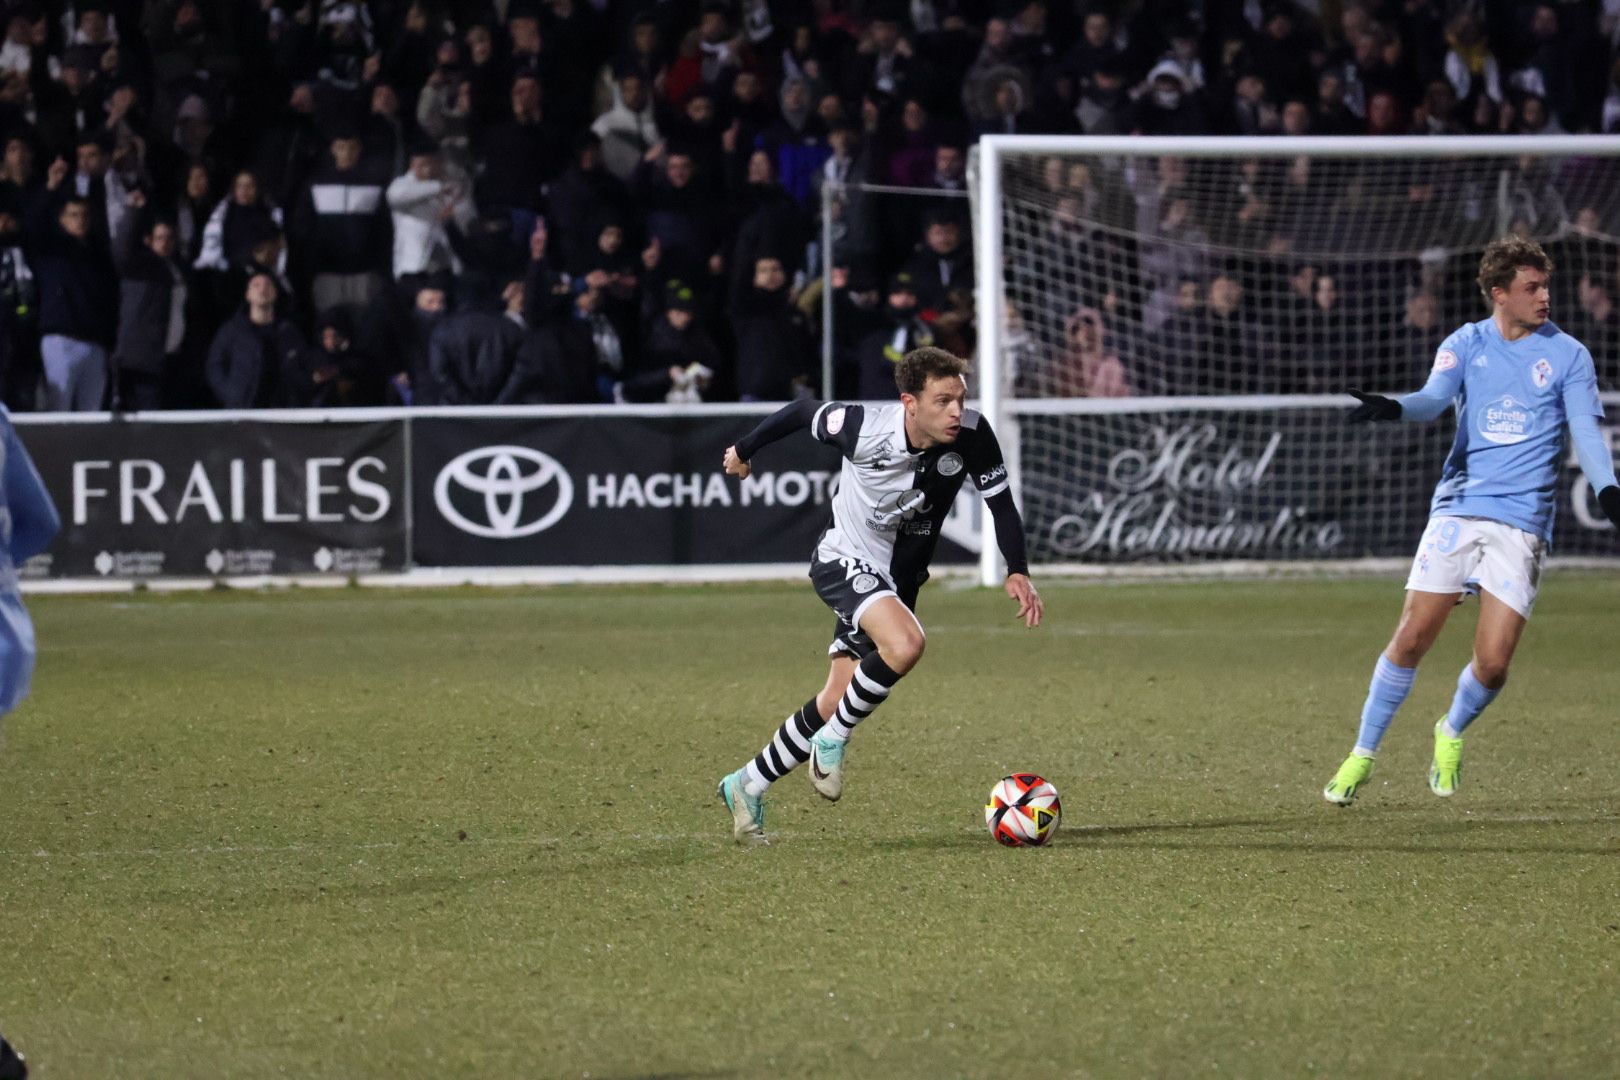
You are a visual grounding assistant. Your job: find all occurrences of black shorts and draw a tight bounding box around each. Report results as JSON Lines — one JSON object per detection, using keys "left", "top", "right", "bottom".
{"left": 809, "top": 555, "right": 923, "bottom": 659}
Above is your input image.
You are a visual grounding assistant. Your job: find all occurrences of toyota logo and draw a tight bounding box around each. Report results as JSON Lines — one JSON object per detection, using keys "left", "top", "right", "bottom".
{"left": 434, "top": 445, "right": 574, "bottom": 539}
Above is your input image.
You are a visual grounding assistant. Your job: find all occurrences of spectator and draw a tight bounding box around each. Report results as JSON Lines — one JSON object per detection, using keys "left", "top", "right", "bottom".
{"left": 363, "top": 82, "right": 413, "bottom": 180}
{"left": 730, "top": 150, "right": 808, "bottom": 299}
{"left": 1513, "top": 5, "right": 1577, "bottom": 131}
{"left": 885, "top": 97, "right": 939, "bottom": 187}
{"left": 1381, "top": 289, "right": 1445, "bottom": 388}
{"left": 205, "top": 272, "right": 307, "bottom": 409}
{"left": 387, "top": 272, "right": 448, "bottom": 405}
{"left": 111, "top": 215, "right": 188, "bottom": 411}
{"left": 1199, "top": 272, "right": 1263, "bottom": 394}
{"left": 251, "top": 84, "right": 323, "bottom": 211}
{"left": 757, "top": 75, "right": 829, "bottom": 209}
{"left": 968, "top": 71, "right": 1037, "bottom": 136}
{"left": 427, "top": 295, "right": 527, "bottom": 406}
{"left": 387, "top": 142, "right": 474, "bottom": 282}
{"left": 1571, "top": 271, "right": 1620, "bottom": 385}
{"left": 476, "top": 73, "right": 566, "bottom": 221}
{"left": 592, "top": 69, "right": 659, "bottom": 184}
{"left": 1249, "top": 2, "right": 1318, "bottom": 104}
{"left": 732, "top": 254, "right": 811, "bottom": 401}
{"left": 1074, "top": 58, "right": 1133, "bottom": 134}
{"left": 299, "top": 309, "right": 375, "bottom": 407}
{"left": 1054, "top": 306, "right": 1130, "bottom": 398}
{"left": 636, "top": 146, "right": 720, "bottom": 287}
{"left": 900, "top": 209, "right": 973, "bottom": 313}
{"left": 293, "top": 131, "right": 390, "bottom": 313}
{"left": 416, "top": 64, "right": 475, "bottom": 177}
{"left": 1314, "top": 68, "right": 1363, "bottom": 135}
{"left": 846, "top": 10, "right": 913, "bottom": 102}
{"left": 194, "top": 169, "right": 283, "bottom": 274}
{"left": 31, "top": 192, "right": 115, "bottom": 411}
{"left": 0, "top": 207, "right": 36, "bottom": 410}
{"left": 629, "top": 279, "right": 720, "bottom": 403}
{"left": 856, "top": 270, "right": 933, "bottom": 400}
{"left": 1443, "top": 11, "right": 1502, "bottom": 111}
{"left": 547, "top": 134, "right": 632, "bottom": 275}
{"left": 1229, "top": 74, "right": 1279, "bottom": 135}
{"left": 1063, "top": 11, "right": 1123, "bottom": 91}
{"left": 1136, "top": 61, "right": 1210, "bottom": 135}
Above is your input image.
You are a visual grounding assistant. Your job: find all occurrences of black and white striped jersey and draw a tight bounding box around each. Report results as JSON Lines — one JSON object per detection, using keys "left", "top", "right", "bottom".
{"left": 809, "top": 401, "right": 1010, "bottom": 587}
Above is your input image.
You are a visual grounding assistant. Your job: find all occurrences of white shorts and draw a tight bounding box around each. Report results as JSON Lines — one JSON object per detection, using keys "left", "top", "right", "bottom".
{"left": 1405, "top": 516, "right": 1547, "bottom": 618}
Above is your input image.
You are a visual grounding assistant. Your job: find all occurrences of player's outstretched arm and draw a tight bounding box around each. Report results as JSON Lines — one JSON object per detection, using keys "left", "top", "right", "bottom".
{"left": 723, "top": 397, "right": 822, "bottom": 476}
{"left": 1567, "top": 411, "right": 1620, "bottom": 527}
{"left": 1347, "top": 347, "right": 1462, "bottom": 424}
{"left": 985, "top": 489, "right": 1042, "bottom": 628}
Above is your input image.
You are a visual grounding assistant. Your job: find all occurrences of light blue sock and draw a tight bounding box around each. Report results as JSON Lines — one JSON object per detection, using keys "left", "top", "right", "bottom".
{"left": 1442, "top": 664, "right": 1499, "bottom": 738}
{"left": 1354, "top": 655, "right": 1418, "bottom": 755}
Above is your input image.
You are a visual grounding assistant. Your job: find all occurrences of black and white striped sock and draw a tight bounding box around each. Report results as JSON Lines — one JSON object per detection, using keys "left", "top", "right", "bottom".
{"left": 742, "top": 698, "right": 824, "bottom": 794}
{"left": 823, "top": 653, "right": 903, "bottom": 742}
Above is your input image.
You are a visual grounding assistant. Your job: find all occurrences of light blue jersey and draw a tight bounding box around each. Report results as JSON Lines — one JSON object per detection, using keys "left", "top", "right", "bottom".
{"left": 0, "top": 409, "right": 60, "bottom": 715}
{"left": 1398, "top": 317, "right": 1612, "bottom": 543}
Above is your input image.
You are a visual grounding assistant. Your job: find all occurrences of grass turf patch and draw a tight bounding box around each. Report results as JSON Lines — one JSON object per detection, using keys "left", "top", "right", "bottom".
{"left": 2, "top": 578, "right": 1618, "bottom": 1077}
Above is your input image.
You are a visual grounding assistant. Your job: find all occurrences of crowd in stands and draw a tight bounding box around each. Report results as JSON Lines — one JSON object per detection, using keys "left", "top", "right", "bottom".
{"left": 0, "top": 0, "right": 1616, "bottom": 412}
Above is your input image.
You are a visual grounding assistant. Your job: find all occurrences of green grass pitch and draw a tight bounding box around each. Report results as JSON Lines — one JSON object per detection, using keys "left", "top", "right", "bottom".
{"left": 2, "top": 576, "right": 1618, "bottom": 1078}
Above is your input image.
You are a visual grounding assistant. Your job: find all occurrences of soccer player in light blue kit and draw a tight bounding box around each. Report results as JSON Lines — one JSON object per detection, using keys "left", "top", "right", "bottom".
{"left": 0, "top": 405, "right": 56, "bottom": 1080}
{"left": 1324, "top": 236, "right": 1620, "bottom": 804}
{"left": 0, "top": 408, "right": 59, "bottom": 720}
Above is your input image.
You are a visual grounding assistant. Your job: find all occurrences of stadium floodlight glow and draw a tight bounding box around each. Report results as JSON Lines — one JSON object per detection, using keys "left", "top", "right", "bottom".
{"left": 972, "top": 134, "right": 1620, "bottom": 586}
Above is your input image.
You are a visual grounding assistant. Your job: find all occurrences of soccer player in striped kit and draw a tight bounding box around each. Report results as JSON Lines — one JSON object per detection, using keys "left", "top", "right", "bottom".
{"left": 1326, "top": 236, "right": 1620, "bottom": 804}
{"left": 716, "top": 347, "right": 1043, "bottom": 845}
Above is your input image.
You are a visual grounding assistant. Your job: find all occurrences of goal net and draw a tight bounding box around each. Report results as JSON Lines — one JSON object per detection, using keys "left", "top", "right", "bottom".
{"left": 970, "top": 135, "right": 1620, "bottom": 582}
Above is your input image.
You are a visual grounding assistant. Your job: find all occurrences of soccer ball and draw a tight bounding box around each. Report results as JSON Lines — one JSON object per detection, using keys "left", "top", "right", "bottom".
{"left": 984, "top": 773, "right": 1061, "bottom": 847}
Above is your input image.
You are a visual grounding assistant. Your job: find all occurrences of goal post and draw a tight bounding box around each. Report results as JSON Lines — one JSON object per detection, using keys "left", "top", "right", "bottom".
{"left": 972, "top": 134, "right": 1620, "bottom": 585}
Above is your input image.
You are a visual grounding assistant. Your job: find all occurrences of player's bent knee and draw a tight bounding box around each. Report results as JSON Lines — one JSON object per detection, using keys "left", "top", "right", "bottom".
{"left": 1473, "top": 657, "right": 1511, "bottom": 690}
{"left": 881, "top": 630, "right": 926, "bottom": 674}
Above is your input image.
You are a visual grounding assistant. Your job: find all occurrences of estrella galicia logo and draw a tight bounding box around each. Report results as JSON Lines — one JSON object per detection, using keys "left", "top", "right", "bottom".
{"left": 1478, "top": 395, "right": 1535, "bottom": 446}
{"left": 434, "top": 445, "right": 574, "bottom": 539}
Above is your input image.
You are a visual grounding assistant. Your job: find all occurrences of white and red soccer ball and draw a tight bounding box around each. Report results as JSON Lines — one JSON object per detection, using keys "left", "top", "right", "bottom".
{"left": 984, "top": 773, "right": 1061, "bottom": 847}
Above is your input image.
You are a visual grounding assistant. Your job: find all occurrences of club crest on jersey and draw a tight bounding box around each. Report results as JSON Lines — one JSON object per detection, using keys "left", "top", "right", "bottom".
{"left": 1433, "top": 348, "right": 1458, "bottom": 372}
{"left": 1479, "top": 394, "right": 1535, "bottom": 445}
{"left": 1532, "top": 358, "right": 1552, "bottom": 389}
{"left": 937, "top": 452, "right": 963, "bottom": 476}
{"left": 851, "top": 573, "right": 879, "bottom": 594}
{"left": 825, "top": 407, "right": 846, "bottom": 435}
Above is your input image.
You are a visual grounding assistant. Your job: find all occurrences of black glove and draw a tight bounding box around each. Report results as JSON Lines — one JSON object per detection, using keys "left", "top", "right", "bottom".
{"left": 1347, "top": 389, "right": 1402, "bottom": 423}
{"left": 1600, "top": 485, "right": 1620, "bottom": 529}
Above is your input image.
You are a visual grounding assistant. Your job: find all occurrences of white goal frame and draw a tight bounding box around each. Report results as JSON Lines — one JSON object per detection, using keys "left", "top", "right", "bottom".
{"left": 972, "top": 134, "right": 1620, "bottom": 586}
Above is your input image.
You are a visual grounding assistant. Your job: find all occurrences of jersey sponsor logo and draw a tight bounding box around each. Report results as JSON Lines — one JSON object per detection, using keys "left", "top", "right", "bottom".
{"left": 825, "top": 407, "right": 846, "bottom": 435}
{"left": 1478, "top": 395, "right": 1536, "bottom": 445}
{"left": 1532, "top": 358, "right": 1552, "bottom": 389}
{"left": 434, "top": 445, "right": 574, "bottom": 539}
{"left": 937, "top": 452, "right": 963, "bottom": 476}
{"left": 978, "top": 463, "right": 1007, "bottom": 488}
{"left": 851, "top": 572, "right": 879, "bottom": 594}
{"left": 1433, "top": 348, "right": 1459, "bottom": 372}
{"left": 869, "top": 488, "right": 932, "bottom": 531}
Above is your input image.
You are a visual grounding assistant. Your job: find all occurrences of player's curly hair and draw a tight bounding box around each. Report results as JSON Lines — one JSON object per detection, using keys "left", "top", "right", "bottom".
{"left": 1477, "top": 235, "right": 1553, "bottom": 302}
{"left": 895, "top": 346, "right": 972, "bottom": 396}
